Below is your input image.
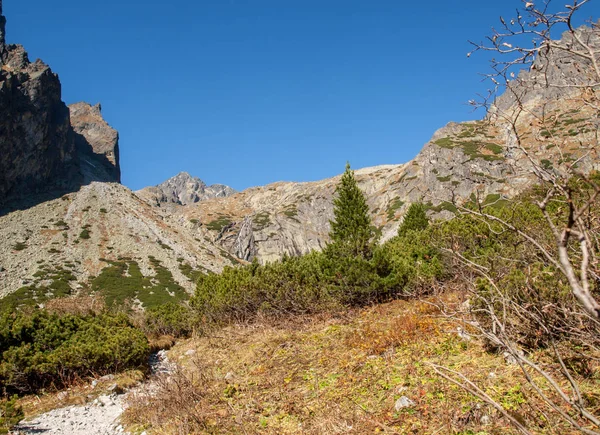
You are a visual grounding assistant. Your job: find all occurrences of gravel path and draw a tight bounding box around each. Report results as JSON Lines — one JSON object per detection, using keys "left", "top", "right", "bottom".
{"left": 12, "top": 394, "right": 126, "bottom": 434}
{"left": 11, "top": 350, "right": 172, "bottom": 435}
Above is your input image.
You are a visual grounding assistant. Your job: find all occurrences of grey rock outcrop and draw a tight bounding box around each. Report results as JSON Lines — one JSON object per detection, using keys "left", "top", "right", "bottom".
{"left": 137, "top": 172, "right": 236, "bottom": 206}
{"left": 69, "top": 102, "right": 121, "bottom": 183}
{"left": 492, "top": 24, "right": 600, "bottom": 116}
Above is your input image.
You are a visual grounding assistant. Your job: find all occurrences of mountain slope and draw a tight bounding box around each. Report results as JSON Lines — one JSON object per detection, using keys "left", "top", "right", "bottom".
{"left": 0, "top": 182, "right": 237, "bottom": 301}
{"left": 176, "top": 107, "right": 596, "bottom": 264}
{"left": 167, "top": 25, "right": 599, "bottom": 264}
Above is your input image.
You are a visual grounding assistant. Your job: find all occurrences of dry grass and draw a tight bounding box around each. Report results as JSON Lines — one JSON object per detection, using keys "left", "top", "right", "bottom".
{"left": 44, "top": 294, "right": 106, "bottom": 316}
{"left": 123, "top": 294, "right": 553, "bottom": 434}
{"left": 147, "top": 334, "right": 177, "bottom": 353}
{"left": 121, "top": 292, "right": 600, "bottom": 434}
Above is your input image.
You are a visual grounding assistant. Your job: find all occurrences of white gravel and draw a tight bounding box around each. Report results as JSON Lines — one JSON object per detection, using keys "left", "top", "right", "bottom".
{"left": 12, "top": 394, "right": 126, "bottom": 435}
{"left": 11, "top": 350, "right": 173, "bottom": 435}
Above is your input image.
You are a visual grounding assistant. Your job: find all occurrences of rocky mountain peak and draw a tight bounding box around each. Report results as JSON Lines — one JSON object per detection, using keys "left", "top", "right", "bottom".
{"left": 492, "top": 23, "right": 600, "bottom": 117}
{"left": 137, "top": 172, "right": 236, "bottom": 206}
{"left": 171, "top": 171, "right": 203, "bottom": 185}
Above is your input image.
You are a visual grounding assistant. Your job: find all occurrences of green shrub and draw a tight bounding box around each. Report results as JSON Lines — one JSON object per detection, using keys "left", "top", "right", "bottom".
{"left": 206, "top": 216, "right": 232, "bottom": 232}
{"left": 0, "top": 267, "right": 76, "bottom": 311}
{"left": 143, "top": 302, "right": 195, "bottom": 338}
{"left": 398, "top": 202, "right": 429, "bottom": 236}
{"left": 13, "top": 242, "right": 27, "bottom": 251}
{"left": 428, "top": 179, "right": 600, "bottom": 349}
{"left": 91, "top": 258, "right": 188, "bottom": 309}
{"left": 191, "top": 227, "right": 443, "bottom": 325}
{"left": 386, "top": 199, "right": 405, "bottom": 220}
{"left": 0, "top": 311, "right": 149, "bottom": 394}
{"left": 0, "top": 395, "right": 23, "bottom": 433}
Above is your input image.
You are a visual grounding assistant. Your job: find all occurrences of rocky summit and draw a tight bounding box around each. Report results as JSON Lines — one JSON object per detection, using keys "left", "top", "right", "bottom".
{"left": 137, "top": 172, "right": 236, "bottom": 206}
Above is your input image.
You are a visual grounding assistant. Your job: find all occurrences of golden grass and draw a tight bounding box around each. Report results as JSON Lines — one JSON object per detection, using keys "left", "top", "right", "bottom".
{"left": 122, "top": 294, "right": 550, "bottom": 434}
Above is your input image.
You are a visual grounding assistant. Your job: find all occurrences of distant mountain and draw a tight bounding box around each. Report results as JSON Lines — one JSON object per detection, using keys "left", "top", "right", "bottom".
{"left": 137, "top": 172, "right": 236, "bottom": 206}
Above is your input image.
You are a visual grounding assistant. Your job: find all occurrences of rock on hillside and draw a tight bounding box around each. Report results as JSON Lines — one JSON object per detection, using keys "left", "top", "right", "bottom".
{"left": 69, "top": 102, "right": 121, "bottom": 183}
{"left": 137, "top": 172, "right": 236, "bottom": 206}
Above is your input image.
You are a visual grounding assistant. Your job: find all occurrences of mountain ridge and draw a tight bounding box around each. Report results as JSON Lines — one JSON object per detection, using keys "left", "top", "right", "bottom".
{"left": 0, "top": 11, "right": 598, "bottom": 302}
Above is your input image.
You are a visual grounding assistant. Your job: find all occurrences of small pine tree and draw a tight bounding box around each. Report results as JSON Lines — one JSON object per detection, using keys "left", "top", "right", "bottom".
{"left": 398, "top": 202, "right": 429, "bottom": 236}
{"left": 328, "top": 162, "right": 374, "bottom": 258}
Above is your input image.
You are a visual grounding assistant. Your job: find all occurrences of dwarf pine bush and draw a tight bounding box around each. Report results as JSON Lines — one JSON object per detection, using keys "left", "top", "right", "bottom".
{"left": 0, "top": 310, "right": 149, "bottom": 394}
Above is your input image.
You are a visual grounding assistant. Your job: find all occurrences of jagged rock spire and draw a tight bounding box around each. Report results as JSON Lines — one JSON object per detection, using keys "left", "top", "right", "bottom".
{"left": 0, "top": 0, "right": 6, "bottom": 46}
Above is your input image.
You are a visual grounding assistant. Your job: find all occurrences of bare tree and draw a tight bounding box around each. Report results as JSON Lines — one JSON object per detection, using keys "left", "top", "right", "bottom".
{"left": 430, "top": 1, "right": 600, "bottom": 433}
{"left": 467, "top": 0, "right": 600, "bottom": 317}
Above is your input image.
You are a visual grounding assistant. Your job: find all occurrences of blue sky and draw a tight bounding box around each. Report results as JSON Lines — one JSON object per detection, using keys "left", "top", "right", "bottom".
{"left": 5, "top": 1, "right": 599, "bottom": 191}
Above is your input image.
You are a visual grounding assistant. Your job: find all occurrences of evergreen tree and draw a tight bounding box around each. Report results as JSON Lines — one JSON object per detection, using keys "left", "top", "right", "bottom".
{"left": 398, "top": 202, "right": 429, "bottom": 236}
{"left": 328, "top": 162, "right": 374, "bottom": 258}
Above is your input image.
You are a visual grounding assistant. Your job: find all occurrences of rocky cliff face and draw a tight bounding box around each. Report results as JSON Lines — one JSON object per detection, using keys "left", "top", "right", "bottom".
{"left": 0, "top": 1, "right": 76, "bottom": 205}
{"left": 137, "top": 172, "right": 235, "bottom": 206}
{"left": 0, "top": 3, "right": 120, "bottom": 207}
{"left": 492, "top": 24, "right": 600, "bottom": 118}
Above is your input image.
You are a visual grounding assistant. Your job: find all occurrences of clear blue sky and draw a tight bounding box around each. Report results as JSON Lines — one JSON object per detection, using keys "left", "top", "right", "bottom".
{"left": 5, "top": 1, "right": 599, "bottom": 191}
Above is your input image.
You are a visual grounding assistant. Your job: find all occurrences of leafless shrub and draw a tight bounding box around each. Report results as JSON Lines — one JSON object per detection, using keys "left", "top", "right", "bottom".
{"left": 123, "top": 360, "right": 212, "bottom": 434}
{"left": 431, "top": 2, "right": 600, "bottom": 433}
